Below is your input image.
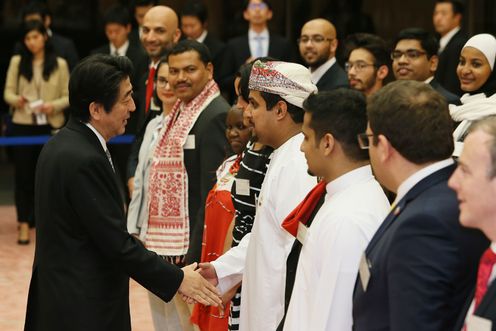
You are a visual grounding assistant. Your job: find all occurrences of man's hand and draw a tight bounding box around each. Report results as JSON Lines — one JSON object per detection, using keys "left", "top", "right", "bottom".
{"left": 179, "top": 263, "right": 222, "bottom": 307}
{"left": 198, "top": 262, "right": 219, "bottom": 286}
{"left": 40, "top": 103, "right": 54, "bottom": 115}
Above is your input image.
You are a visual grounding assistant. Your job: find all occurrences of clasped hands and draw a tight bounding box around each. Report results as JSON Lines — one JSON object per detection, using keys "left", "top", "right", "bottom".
{"left": 178, "top": 262, "right": 221, "bottom": 308}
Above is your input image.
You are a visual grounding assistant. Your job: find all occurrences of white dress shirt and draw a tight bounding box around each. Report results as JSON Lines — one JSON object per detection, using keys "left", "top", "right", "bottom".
{"left": 310, "top": 57, "right": 336, "bottom": 84}
{"left": 196, "top": 30, "right": 208, "bottom": 43}
{"left": 283, "top": 165, "right": 390, "bottom": 331}
{"left": 212, "top": 133, "right": 316, "bottom": 331}
{"left": 248, "top": 28, "right": 269, "bottom": 58}
{"left": 110, "top": 40, "right": 130, "bottom": 57}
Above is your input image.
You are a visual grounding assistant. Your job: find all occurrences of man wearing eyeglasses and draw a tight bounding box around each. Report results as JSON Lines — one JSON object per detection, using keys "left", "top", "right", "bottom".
{"left": 352, "top": 80, "right": 488, "bottom": 331}
{"left": 298, "top": 18, "right": 348, "bottom": 91}
{"left": 392, "top": 28, "right": 459, "bottom": 105}
{"left": 345, "top": 33, "right": 390, "bottom": 96}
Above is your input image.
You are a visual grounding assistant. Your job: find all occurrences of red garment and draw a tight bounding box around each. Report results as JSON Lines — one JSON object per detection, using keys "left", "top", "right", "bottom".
{"left": 474, "top": 248, "right": 496, "bottom": 309}
{"left": 191, "top": 156, "right": 240, "bottom": 330}
{"left": 281, "top": 180, "right": 326, "bottom": 237}
{"left": 145, "top": 66, "right": 156, "bottom": 113}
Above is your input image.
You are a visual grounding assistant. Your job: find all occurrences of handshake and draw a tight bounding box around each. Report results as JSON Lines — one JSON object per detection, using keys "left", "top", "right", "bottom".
{"left": 177, "top": 262, "right": 222, "bottom": 308}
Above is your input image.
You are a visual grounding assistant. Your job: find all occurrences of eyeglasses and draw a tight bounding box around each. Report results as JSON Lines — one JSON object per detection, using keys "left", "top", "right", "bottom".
{"left": 156, "top": 77, "right": 168, "bottom": 89}
{"left": 345, "top": 61, "right": 376, "bottom": 72}
{"left": 391, "top": 49, "right": 427, "bottom": 60}
{"left": 297, "top": 35, "right": 333, "bottom": 45}
{"left": 248, "top": 3, "right": 268, "bottom": 10}
{"left": 357, "top": 133, "right": 375, "bottom": 149}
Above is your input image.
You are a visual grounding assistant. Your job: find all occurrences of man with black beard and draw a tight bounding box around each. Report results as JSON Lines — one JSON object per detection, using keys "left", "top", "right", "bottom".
{"left": 298, "top": 18, "right": 348, "bottom": 91}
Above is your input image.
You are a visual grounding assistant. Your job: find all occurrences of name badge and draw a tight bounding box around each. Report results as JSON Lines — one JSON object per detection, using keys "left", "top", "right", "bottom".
{"left": 236, "top": 179, "right": 250, "bottom": 196}
{"left": 359, "top": 252, "right": 371, "bottom": 292}
{"left": 34, "top": 113, "right": 48, "bottom": 125}
{"left": 296, "top": 222, "right": 308, "bottom": 245}
{"left": 467, "top": 315, "right": 492, "bottom": 331}
{"left": 184, "top": 135, "right": 195, "bottom": 150}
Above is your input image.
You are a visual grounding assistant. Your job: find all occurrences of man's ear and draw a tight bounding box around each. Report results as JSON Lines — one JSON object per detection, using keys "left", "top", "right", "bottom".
{"left": 377, "top": 134, "right": 394, "bottom": 163}
{"left": 274, "top": 100, "right": 287, "bottom": 120}
{"left": 429, "top": 55, "right": 439, "bottom": 74}
{"left": 89, "top": 102, "right": 104, "bottom": 121}
{"left": 377, "top": 65, "right": 389, "bottom": 80}
{"left": 321, "top": 133, "right": 335, "bottom": 156}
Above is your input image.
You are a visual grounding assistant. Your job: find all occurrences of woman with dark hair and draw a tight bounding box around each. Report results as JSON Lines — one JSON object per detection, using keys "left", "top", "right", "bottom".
{"left": 450, "top": 33, "right": 496, "bottom": 156}
{"left": 3, "top": 19, "right": 69, "bottom": 244}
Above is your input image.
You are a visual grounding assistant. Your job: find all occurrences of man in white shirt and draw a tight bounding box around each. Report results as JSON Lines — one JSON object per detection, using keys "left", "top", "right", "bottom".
{"left": 433, "top": 0, "right": 467, "bottom": 96}
{"left": 278, "top": 89, "right": 390, "bottom": 331}
{"left": 449, "top": 116, "right": 496, "bottom": 330}
{"left": 352, "top": 80, "right": 488, "bottom": 331}
{"left": 199, "top": 60, "right": 317, "bottom": 331}
{"left": 298, "top": 18, "right": 348, "bottom": 91}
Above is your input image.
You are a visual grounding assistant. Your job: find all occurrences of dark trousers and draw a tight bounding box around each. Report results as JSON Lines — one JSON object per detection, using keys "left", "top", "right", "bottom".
{"left": 11, "top": 124, "right": 51, "bottom": 225}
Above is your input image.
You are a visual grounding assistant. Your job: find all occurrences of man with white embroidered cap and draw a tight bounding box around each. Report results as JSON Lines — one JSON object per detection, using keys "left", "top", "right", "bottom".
{"left": 198, "top": 60, "right": 317, "bottom": 331}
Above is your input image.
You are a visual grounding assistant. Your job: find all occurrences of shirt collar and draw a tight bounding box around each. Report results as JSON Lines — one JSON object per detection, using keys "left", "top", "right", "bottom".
{"left": 439, "top": 26, "right": 461, "bottom": 52}
{"left": 110, "top": 40, "right": 130, "bottom": 57}
{"left": 325, "top": 165, "right": 373, "bottom": 199}
{"left": 424, "top": 76, "right": 434, "bottom": 84}
{"left": 310, "top": 57, "right": 336, "bottom": 84}
{"left": 196, "top": 30, "right": 208, "bottom": 43}
{"left": 248, "top": 28, "right": 269, "bottom": 40}
{"left": 394, "top": 158, "right": 454, "bottom": 205}
{"left": 85, "top": 122, "right": 108, "bottom": 152}
{"left": 492, "top": 242, "right": 496, "bottom": 253}
{"left": 46, "top": 28, "right": 53, "bottom": 37}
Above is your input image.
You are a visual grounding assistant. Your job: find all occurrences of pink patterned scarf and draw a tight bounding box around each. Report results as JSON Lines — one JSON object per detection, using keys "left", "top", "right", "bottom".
{"left": 145, "top": 80, "right": 220, "bottom": 256}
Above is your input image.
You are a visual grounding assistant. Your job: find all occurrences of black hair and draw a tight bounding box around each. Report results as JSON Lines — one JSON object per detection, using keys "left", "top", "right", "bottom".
{"left": 167, "top": 39, "right": 211, "bottom": 65}
{"left": 21, "top": 1, "right": 51, "bottom": 22}
{"left": 303, "top": 89, "right": 369, "bottom": 162}
{"left": 69, "top": 54, "right": 134, "bottom": 122}
{"left": 235, "top": 56, "right": 276, "bottom": 103}
{"left": 181, "top": 1, "right": 208, "bottom": 25}
{"left": 435, "top": 0, "right": 465, "bottom": 16}
{"left": 346, "top": 33, "right": 390, "bottom": 68}
{"left": 243, "top": 0, "right": 272, "bottom": 11}
{"left": 259, "top": 92, "right": 304, "bottom": 124}
{"left": 394, "top": 28, "right": 439, "bottom": 59}
{"left": 131, "top": 0, "right": 158, "bottom": 9}
{"left": 103, "top": 5, "right": 132, "bottom": 27}
{"left": 19, "top": 20, "right": 58, "bottom": 82}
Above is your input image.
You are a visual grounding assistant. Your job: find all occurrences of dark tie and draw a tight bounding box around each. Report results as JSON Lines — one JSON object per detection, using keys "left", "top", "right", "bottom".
{"left": 474, "top": 248, "right": 496, "bottom": 309}
{"left": 105, "top": 149, "right": 115, "bottom": 173}
{"left": 145, "top": 66, "right": 156, "bottom": 113}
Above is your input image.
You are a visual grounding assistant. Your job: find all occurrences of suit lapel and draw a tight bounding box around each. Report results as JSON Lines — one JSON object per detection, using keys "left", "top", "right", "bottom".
{"left": 476, "top": 280, "right": 496, "bottom": 315}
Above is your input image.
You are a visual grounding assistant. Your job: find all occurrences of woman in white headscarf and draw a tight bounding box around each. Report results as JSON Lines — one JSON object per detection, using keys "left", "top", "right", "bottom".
{"left": 450, "top": 33, "right": 496, "bottom": 156}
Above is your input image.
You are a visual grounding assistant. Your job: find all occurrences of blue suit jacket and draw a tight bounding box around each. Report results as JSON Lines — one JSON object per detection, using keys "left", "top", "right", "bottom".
{"left": 352, "top": 164, "right": 488, "bottom": 331}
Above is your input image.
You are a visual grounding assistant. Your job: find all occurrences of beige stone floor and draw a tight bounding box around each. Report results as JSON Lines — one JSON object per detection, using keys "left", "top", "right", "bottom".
{"left": 0, "top": 205, "right": 154, "bottom": 331}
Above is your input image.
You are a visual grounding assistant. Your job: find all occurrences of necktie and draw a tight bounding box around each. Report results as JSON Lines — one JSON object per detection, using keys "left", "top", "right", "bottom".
{"left": 254, "top": 35, "right": 265, "bottom": 58}
{"left": 281, "top": 181, "right": 326, "bottom": 237}
{"left": 474, "top": 248, "right": 496, "bottom": 309}
{"left": 145, "top": 66, "right": 156, "bottom": 113}
{"left": 105, "top": 149, "right": 115, "bottom": 173}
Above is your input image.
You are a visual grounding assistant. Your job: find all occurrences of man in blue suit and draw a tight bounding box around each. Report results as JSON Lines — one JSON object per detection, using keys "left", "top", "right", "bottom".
{"left": 352, "top": 80, "right": 488, "bottom": 331}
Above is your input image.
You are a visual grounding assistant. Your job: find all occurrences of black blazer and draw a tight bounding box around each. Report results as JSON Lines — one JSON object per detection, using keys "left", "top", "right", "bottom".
{"left": 203, "top": 32, "right": 227, "bottom": 85}
{"left": 430, "top": 78, "right": 460, "bottom": 105}
{"left": 24, "top": 118, "right": 183, "bottom": 331}
{"left": 435, "top": 29, "right": 468, "bottom": 96}
{"left": 316, "top": 62, "right": 349, "bottom": 91}
{"left": 455, "top": 275, "right": 496, "bottom": 330}
{"left": 352, "top": 164, "right": 489, "bottom": 331}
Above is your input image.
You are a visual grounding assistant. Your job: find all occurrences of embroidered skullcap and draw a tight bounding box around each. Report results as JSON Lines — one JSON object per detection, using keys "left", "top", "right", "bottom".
{"left": 248, "top": 60, "right": 318, "bottom": 108}
{"left": 463, "top": 34, "right": 496, "bottom": 70}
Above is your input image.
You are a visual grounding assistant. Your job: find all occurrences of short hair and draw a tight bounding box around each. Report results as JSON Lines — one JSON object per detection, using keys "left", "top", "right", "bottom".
{"left": 346, "top": 33, "right": 390, "bottom": 68}
{"left": 368, "top": 80, "right": 454, "bottom": 164}
{"left": 243, "top": 0, "right": 272, "bottom": 11}
{"left": 131, "top": 0, "right": 158, "bottom": 9}
{"left": 303, "top": 89, "right": 369, "bottom": 161}
{"left": 468, "top": 116, "right": 496, "bottom": 178}
{"left": 393, "top": 28, "right": 439, "bottom": 59}
{"left": 236, "top": 56, "right": 276, "bottom": 103}
{"left": 21, "top": 2, "right": 51, "bottom": 21}
{"left": 435, "top": 0, "right": 465, "bottom": 16}
{"left": 181, "top": 1, "right": 208, "bottom": 25}
{"left": 103, "top": 5, "right": 131, "bottom": 26}
{"left": 259, "top": 92, "right": 304, "bottom": 123}
{"left": 69, "top": 54, "right": 134, "bottom": 122}
{"left": 167, "top": 39, "right": 211, "bottom": 65}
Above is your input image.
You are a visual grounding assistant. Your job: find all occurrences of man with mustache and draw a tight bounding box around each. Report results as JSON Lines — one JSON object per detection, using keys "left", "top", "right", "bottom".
{"left": 298, "top": 18, "right": 348, "bottom": 91}
{"left": 391, "top": 28, "right": 459, "bottom": 104}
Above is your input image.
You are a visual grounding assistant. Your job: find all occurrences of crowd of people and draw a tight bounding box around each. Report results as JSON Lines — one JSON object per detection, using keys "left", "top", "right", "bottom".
{"left": 4, "top": 0, "right": 496, "bottom": 330}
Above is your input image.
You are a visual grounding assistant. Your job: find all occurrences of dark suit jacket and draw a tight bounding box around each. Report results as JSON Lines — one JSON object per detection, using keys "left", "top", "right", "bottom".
{"left": 435, "top": 29, "right": 468, "bottom": 96}
{"left": 316, "top": 62, "right": 349, "bottom": 91}
{"left": 352, "top": 164, "right": 489, "bottom": 331}
{"left": 430, "top": 78, "right": 460, "bottom": 105}
{"left": 203, "top": 32, "right": 227, "bottom": 85}
{"left": 221, "top": 32, "right": 295, "bottom": 99}
{"left": 24, "top": 118, "right": 183, "bottom": 331}
{"left": 14, "top": 32, "right": 79, "bottom": 71}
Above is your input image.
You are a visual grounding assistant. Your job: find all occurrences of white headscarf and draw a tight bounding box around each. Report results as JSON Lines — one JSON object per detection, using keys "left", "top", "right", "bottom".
{"left": 248, "top": 60, "right": 318, "bottom": 108}
{"left": 463, "top": 33, "right": 496, "bottom": 70}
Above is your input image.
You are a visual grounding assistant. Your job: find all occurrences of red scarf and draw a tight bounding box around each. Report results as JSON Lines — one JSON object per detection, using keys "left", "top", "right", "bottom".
{"left": 281, "top": 181, "right": 326, "bottom": 237}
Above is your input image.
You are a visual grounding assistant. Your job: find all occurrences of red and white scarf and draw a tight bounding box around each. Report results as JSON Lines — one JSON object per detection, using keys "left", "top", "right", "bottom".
{"left": 145, "top": 80, "right": 220, "bottom": 256}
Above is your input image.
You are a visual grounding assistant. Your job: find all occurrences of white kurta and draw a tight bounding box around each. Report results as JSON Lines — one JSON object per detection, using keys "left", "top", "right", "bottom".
{"left": 212, "top": 133, "right": 316, "bottom": 331}
{"left": 283, "top": 165, "right": 390, "bottom": 331}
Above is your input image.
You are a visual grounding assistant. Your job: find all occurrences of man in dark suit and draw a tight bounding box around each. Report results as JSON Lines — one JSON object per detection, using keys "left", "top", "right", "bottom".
{"left": 129, "top": 0, "right": 157, "bottom": 47}
{"left": 222, "top": 0, "right": 294, "bottom": 98}
{"left": 392, "top": 28, "right": 460, "bottom": 105}
{"left": 352, "top": 80, "right": 488, "bottom": 331}
{"left": 298, "top": 18, "right": 348, "bottom": 91}
{"left": 449, "top": 117, "right": 496, "bottom": 330}
{"left": 434, "top": 0, "right": 467, "bottom": 96}
{"left": 180, "top": 1, "right": 226, "bottom": 86}
{"left": 23, "top": 54, "right": 221, "bottom": 331}
{"left": 15, "top": 2, "right": 79, "bottom": 71}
